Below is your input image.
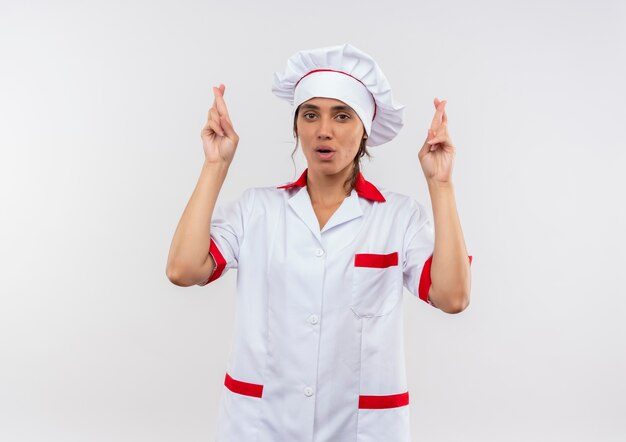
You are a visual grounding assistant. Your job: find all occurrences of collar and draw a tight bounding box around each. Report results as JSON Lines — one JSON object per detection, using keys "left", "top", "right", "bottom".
{"left": 277, "top": 168, "right": 386, "bottom": 202}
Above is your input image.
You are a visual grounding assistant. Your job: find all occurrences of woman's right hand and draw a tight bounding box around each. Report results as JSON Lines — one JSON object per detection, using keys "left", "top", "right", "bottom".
{"left": 201, "top": 84, "right": 239, "bottom": 164}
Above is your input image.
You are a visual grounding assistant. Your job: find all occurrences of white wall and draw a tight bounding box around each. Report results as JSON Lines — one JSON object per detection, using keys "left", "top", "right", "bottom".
{"left": 1, "top": 0, "right": 625, "bottom": 440}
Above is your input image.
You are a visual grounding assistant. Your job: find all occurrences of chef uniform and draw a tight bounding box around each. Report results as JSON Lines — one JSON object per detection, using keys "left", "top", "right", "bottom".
{"left": 199, "top": 44, "right": 473, "bottom": 442}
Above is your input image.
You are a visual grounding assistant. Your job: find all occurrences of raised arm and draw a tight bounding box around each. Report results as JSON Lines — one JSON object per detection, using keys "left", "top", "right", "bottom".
{"left": 418, "top": 98, "right": 472, "bottom": 313}
{"left": 166, "top": 84, "right": 239, "bottom": 286}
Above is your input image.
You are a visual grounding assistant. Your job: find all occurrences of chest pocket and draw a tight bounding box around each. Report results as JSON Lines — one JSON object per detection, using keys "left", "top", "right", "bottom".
{"left": 351, "top": 252, "right": 401, "bottom": 317}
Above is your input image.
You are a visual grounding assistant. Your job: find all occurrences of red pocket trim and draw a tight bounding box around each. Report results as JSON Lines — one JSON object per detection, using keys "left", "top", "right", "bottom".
{"left": 359, "top": 391, "right": 409, "bottom": 409}
{"left": 354, "top": 252, "right": 398, "bottom": 268}
{"left": 224, "top": 372, "right": 264, "bottom": 398}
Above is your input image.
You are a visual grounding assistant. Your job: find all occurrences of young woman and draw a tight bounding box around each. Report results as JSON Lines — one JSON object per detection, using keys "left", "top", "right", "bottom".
{"left": 166, "top": 44, "right": 472, "bottom": 442}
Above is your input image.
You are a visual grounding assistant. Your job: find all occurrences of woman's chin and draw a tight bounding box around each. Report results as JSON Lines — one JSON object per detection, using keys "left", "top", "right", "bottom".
{"left": 307, "top": 162, "right": 352, "bottom": 177}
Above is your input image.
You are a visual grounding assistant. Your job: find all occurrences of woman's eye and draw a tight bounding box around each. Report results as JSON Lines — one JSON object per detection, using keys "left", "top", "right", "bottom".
{"left": 336, "top": 114, "right": 350, "bottom": 121}
{"left": 303, "top": 113, "right": 316, "bottom": 119}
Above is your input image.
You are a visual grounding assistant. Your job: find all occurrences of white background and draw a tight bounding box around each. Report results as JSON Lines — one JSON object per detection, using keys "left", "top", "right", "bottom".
{"left": 1, "top": 0, "right": 625, "bottom": 441}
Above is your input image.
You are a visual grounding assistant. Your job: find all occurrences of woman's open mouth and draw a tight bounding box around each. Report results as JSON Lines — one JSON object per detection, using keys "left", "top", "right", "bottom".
{"left": 316, "top": 147, "right": 335, "bottom": 160}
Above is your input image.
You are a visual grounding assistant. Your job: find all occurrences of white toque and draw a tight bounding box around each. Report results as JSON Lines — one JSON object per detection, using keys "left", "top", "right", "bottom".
{"left": 272, "top": 43, "right": 404, "bottom": 147}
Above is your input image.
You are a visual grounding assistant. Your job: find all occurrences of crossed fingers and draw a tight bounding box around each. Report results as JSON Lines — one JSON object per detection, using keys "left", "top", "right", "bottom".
{"left": 431, "top": 98, "right": 447, "bottom": 127}
{"left": 207, "top": 84, "right": 231, "bottom": 137}
{"left": 427, "top": 98, "right": 453, "bottom": 148}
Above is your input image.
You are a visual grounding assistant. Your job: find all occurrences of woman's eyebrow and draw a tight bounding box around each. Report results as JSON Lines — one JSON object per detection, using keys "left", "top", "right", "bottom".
{"left": 300, "top": 104, "right": 355, "bottom": 112}
{"left": 332, "top": 105, "right": 354, "bottom": 112}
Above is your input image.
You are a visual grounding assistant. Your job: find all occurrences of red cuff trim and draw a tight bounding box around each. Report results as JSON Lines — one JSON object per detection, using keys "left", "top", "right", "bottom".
{"left": 418, "top": 255, "right": 434, "bottom": 303}
{"left": 224, "top": 372, "right": 264, "bottom": 398}
{"left": 419, "top": 255, "right": 473, "bottom": 303}
{"left": 207, "top": 238, "right": 227, "bottom": 284}
{"left": 354, "top": 252, "right": 398, "bottom": 268}
{"left": 359, "top": 391, "right": 409, "bottom": 409}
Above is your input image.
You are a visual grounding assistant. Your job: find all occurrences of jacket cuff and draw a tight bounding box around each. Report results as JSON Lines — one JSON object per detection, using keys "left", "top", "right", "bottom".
{"left": 199, "top": 238, "right": 227, "bottom": 286}
{"left": 418, "top": 255, "right": 473, "bottom": 305}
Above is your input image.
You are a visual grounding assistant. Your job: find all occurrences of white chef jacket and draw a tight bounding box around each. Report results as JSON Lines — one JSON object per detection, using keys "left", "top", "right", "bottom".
{"left": 198, "top": 169, "right": 472, "bottom": 442}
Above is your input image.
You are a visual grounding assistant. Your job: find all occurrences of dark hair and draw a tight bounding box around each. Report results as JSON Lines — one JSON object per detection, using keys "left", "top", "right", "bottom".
{"left": 291, "top": 106, "right": 371, "bottom": 196}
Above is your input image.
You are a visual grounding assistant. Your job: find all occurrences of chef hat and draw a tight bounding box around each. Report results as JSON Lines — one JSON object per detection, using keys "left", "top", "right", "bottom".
{"left": 272, "top": 43, "right": 404, "bottom": 147}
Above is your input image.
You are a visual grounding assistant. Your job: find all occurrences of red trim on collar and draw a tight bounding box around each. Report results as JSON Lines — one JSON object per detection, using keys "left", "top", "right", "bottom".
{"left": 277, "top": 169, "right": 386, "bottom": 203}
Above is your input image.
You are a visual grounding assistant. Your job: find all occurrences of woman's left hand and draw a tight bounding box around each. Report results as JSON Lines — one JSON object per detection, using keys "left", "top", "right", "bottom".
{"left": 418, "top": 98, "right": 456, "bottom": 184}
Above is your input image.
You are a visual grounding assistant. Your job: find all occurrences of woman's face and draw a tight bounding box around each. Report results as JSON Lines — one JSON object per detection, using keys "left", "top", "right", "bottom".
{"left": 295, "top": 97, "right": 366, "bottom": 177}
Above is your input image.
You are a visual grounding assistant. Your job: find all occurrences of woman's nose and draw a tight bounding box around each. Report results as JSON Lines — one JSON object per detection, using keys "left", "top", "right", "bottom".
{"left": 316, "top": 117, "right": 332, "bottom": 139}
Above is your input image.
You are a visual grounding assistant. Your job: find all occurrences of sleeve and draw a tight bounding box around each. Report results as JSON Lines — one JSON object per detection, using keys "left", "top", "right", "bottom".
{"left": 402, "top": 200, "right": 436, "bottom": 304}
{"left": 196, "top": 188, "right": 255, "bottom": 286}
{"left": 402, "top": 200, "right": 473, "bottom": 307}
